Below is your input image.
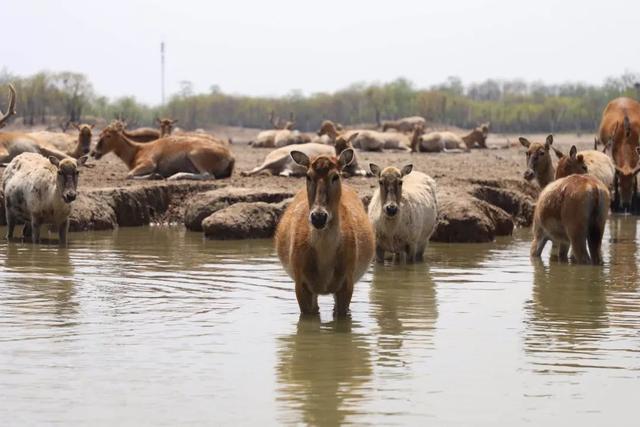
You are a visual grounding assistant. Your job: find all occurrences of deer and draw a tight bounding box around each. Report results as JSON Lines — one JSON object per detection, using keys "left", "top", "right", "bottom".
{"left": 28, "top": 123, "right": 95, "bottom": 159}
{"left": 91, "top": 126, "right": 235, "bottom": 180}
{"left": 110, "top": 120, "right": 161, "bottom": 143}
{"left": 553, "top": 145, "right": 615, "bottom": 189}
{"left": 530, "top": 174, "right": 610, "bottom": 265}
{"left": 380, "top": 116, "right": 427, "bottom": 133}
{"left": 157, "top": 118, "right": 178, "bottom": 137}
{"left": 242, "top": 133, "right": 368, "bottom": 177}
{"left": 0, "top": 85, "right": 74, "bottom": 165}
{"left": 317, "top": 120, "right": 410, "bottom": 151}
{"left": 274, "top": 149, "right": 375, "bottom": 316}
{"left": 3, "top": 152, "right": 88, "bottom": 244}
{"left": 520, "top": 135, "right": 615, "bottom": 190}
{"left": 598, "top": 97, "right": 640, "bottom": 212}
{"left": 410, "top": 125, "right": 470, "bottom": 153}
{"left": 368, "top": 163, "right": 438, "bottom": 263}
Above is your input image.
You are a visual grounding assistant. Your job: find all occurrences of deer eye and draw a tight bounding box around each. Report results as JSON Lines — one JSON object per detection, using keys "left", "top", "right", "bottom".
{"left": 331, "top": 174, "right": 339, "bottom": 183}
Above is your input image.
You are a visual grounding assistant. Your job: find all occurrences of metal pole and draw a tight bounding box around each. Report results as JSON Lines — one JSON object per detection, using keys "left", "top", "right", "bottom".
{"left": 161, "top": 41, "right": 166, "bottom": 105}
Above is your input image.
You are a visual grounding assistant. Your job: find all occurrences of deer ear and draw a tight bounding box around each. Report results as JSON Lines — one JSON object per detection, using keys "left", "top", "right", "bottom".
{"left": 552, "top": 147, "right": 564, "bottom": 159}
{"left": 77, "top": 155, "right": 88, "bottom": 166}
{"left": 369, "top": 163, "right": 381, "bottom": 177}
{"left": 346, "top": 132, "right": 359, "bottom": 143}
{"left": 401, "top": 164, "right": 413, "bottom": 177}
{"left": 545, "top": 134, "right": 553, "bottom": 149}
{"left": 338, "top": 148, "right": 355, "bottom": 170}
{"left": 518, "top": 137, "right": 531, "bottom": 148}
{"left": 90, "top": 124, "right": 95, "bottom": 129}
{"left": 569, "top": 145, "right": 578, "bottom": 159}
{"left": 290, "top": 151, "right": 310, "bottom": 168}
{"left": 49, "top": 156, "right": 60, "bottom": 168}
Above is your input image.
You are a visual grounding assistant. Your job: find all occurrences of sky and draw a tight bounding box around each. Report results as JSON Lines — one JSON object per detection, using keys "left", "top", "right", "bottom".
{"left": 2, "top": 0, "right": 638, "bottom": 105}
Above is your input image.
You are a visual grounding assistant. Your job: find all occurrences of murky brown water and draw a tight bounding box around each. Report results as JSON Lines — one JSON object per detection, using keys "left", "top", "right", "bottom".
{"left": 0, "top": 217, "right": 639, "bottom": 425}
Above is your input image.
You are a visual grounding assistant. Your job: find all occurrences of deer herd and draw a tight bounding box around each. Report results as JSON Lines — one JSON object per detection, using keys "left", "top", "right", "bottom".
{"left": 1, "top": 83, "right": 640, "bottom": 315}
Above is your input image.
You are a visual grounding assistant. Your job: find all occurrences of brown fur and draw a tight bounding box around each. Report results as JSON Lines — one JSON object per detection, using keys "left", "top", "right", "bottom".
{"left": 92, "top": 128, "right": 235, "bottom": 180}
{"left": 157, "top": 118, "right": 178, "bottom": 137}
{"left": 381, "top": 116, "right": 426, "bottom": 133}
{"left": 519, "top": 135, "right": 555, "bottom": 188}
{"left": 598, "top": 97, "right": 640, "bottom": 209}
{"left": 531, "top": 175, "right": 610, "bottom": 265}
{"left": 275, "top": 149, "right": 374, "bottom": 316}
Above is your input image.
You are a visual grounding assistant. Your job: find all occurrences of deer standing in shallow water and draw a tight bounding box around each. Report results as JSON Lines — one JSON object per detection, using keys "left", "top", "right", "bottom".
{"left": 531, "top": 174, "right": 610, "bottom": 265}
{"left": 275, "top": 149, "right": 374, "bottom": 316}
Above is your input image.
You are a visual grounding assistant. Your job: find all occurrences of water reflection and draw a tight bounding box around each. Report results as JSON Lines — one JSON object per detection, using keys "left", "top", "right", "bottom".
{"left": 1, "top": 242, "right": 78, "bottom": 322}
{"left": 276, "top": 318, "right": 372, "bottom": 426}
{"left": 369, "top": 263, "right": 437, "bottom": 372}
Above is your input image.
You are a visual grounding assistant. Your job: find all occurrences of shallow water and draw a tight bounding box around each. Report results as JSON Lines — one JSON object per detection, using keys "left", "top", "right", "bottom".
{"left": 0, "top": 217, "right": 639, "bottom": 425}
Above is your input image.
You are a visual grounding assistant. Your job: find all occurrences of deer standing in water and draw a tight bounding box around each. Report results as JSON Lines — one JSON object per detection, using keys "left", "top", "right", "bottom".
{"left": 275, "top": 149, "right": 374, "bottom": 316}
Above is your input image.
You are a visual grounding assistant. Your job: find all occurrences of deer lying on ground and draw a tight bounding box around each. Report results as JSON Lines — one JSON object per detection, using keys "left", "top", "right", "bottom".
{"left": 531, "top": 174, "right": 610, "bottom": 265}
{"left": 157, "top": 118, "right": 178, "bottom": 137}
{"left": 3, "top": 153, "right": 87, "bottom": 244}
{"left": 275, "top": 149, "right": 375, "bottom": 316}
{"left": 0, "top": 85, "right": 74, "bottom": 165}
{"left": 91, "top": 127, "right": 235, "bottom": 180}
{"left": 368, "top": 163, "right": 438, "bottom": 263}
{"left": 317, "top": 120, "right": 410, "bottom": 151}
{"left": 380, "top": 116, "right": 427, "bottom": 133}
{"left": 519, "top": 135, "right": 614, "bottom": 189}
{"left": 110, "top": 120, "right": 160, "bottom": 143}
{"left": 598, "top": 98, "right": 640, "bottom": 212}
{"left": 242, "top": 134, "right": 368, "bottom": 177}
{"left": 410, "top": 125, "right": 470, "bottom": 153}
{"left": 28, "top": 123, "right": 95, "bottom": 159}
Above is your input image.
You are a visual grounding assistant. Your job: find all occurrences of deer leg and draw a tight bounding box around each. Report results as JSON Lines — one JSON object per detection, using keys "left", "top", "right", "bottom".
{"left": 126, "top": 162, "right": 159, "bottom": 179}
{"left": 30, "top": 216, "right": 41, "bottom": 244}
{"left": 334, "top": 282, "right": 354, "bottom": 317}
{"left": 375, "top": 245, "right": 385, "bottom": 263}
{"left": 557, "top": 243, "right": 570, "bottom": 262}
{"left": 295, "top": 283, "right": 319, "bottom": 315}
{"left": 405, "top": 243, "right": 417, "bottom": 263}
{"left": 569, "top": 232, "right": 590, "bottom": 264}
{"left": 587, "top": 225, "right": 605, "bottom": 265}
{"left": 58, "top": 220, "right": 69, "bottom": 246}
{"left": 167, "top": 172, "right": 213, "bottom": 181}
{"left": 530, "top": 223, "right": 548, "bottom": 259}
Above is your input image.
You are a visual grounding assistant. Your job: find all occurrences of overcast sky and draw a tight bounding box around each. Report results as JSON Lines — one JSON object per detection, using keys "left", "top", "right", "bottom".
{"left": 2, "top": 0, "right": 638, "bottom": 105}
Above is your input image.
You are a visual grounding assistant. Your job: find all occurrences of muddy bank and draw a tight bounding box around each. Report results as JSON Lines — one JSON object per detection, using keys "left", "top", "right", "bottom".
{"left": 0, "top": 134, "right": 546, "bottom": 241}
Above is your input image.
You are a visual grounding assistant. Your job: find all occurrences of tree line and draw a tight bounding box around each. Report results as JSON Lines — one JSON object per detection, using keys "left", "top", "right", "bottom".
{"left": 1, "top": 68, "right": 638, "bottom": 133}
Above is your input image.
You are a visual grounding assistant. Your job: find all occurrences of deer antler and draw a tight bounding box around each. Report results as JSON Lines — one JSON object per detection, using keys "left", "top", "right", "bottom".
{"left": 0, "top": 84, "right": 17, "bottom": 129}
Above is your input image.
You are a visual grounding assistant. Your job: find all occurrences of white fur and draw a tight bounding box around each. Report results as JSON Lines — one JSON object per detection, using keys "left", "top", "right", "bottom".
{"left": 579, "top": 150, "right": 615, "bottom": 190}
{"left": 2, "top": 153, "right": 74, "bottom": 241}
{"left": 368, "top": 171, "right": 438, "bottom": 261}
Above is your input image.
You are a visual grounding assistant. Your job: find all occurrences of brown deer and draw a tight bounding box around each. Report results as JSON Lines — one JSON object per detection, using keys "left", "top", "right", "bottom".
{"left": 381, "top": 116, "right": 427, "bottom": 133}
{"left": 270, "top": 111, "right": 295, "bottom": 130}
{"left": 157, "top": 118, "right": 178, "bottom": 137}
{"left": 91, "top": 127, "right": 235, "bottom": 180}
{"left": 598, "top": 97, "right": 640, "bottom": 211}
{"left": 275, "top": 149, "right": 375, "bottom": 316}
{"left": 0, "top": 85, "right": 72, "bottom": 165}
{"left": 531, "top": 174, "right": 610, "bottom": 265}
{"left": 110, "top": 120, "right": 161, "bottom": 143}
{"left": 519, "top": 135, "right": 555, "bottom": 188}
{"left": 553, "top": 145, "right": 615, "bottom": 189}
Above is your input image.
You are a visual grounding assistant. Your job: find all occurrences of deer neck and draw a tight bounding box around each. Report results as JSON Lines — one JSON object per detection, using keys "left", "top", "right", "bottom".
{"left": 114, "top": 133, "right": 142, "bottom": 169}
{"left": 536, "top": 161, "right": 555, "bottom": 189}
{"left": 73, "top": 133, "right": 90, "bottom": 158}
{"left": 308, "top": 213, "right": 342, "bottom": 257}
